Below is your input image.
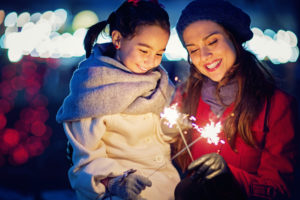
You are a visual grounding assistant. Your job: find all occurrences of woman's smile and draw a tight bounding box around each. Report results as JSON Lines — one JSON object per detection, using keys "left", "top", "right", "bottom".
{"left": 204, "top": 58, "right": 222, "bottom": 72}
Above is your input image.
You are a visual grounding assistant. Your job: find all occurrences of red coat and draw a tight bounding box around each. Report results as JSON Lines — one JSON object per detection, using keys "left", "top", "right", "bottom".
{"left": 182, "top": 90, "right": 296, "bottom": 199}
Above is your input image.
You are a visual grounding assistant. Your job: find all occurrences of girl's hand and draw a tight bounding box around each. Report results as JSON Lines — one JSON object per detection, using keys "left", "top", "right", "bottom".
{"left": 161, "top": 114, "right": 192, "bottom": 137}
{"left": 107, "top": 170, "right": 152, "bottom": 200}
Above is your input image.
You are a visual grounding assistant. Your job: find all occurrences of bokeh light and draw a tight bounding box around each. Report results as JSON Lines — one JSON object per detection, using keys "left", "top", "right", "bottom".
{"left": 245, "top": 27, "right": 299, "bottom": 64}
{"left": 0, "top": 58, "right": 53, "bottom": 166}
{"left": 72, "top": 10, "right": 98, "bottom": 30}
{"left": 1, "top": 9, "right": 298, "bottom": 64}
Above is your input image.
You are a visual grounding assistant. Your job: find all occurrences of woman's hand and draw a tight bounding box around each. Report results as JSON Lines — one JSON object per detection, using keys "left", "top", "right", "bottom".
{"left": 188, "top": 153, "right": 229, "bottom": 182}
{"left": 175, "top": 153, "right": 247, "bottom": 200}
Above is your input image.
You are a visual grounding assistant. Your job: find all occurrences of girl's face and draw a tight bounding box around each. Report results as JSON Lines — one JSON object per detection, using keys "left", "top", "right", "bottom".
{"left": 115, "top": 25, "right": 170, "bottom": 74}
{"left": 183, "top": 20, "right": 237, "bottom": 82}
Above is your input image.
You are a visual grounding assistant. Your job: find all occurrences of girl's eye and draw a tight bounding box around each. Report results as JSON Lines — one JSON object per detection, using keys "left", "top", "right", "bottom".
{"left": 156, "top": 53, "right": 163, "bottom": 57}
{"left": 140, "top": 50, "right": 148, "bottom": 54}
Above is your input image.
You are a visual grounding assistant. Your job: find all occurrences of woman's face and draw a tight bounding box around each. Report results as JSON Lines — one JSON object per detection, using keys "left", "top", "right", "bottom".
{"left": 183, "top": 20, "right": 237, "bottom": 82}
{"left": 116, "top": 25, "right": 170, "bottom": 74}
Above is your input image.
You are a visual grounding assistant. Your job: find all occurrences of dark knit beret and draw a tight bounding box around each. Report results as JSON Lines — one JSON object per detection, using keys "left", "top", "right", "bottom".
{"left": 176, "top": 0, "right": 253, "bottom": 46}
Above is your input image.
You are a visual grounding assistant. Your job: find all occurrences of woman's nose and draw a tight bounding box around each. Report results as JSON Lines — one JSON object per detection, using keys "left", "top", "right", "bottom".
{"left": 200, "top": 47, "right": 212, "bottom": 60}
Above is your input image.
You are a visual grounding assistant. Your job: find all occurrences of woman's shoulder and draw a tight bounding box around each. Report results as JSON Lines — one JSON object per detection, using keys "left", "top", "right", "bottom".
{"left": 272, "top": 89, "right": 295, "bottom": 105}
{"left": 269, "top": 89, "right": 297, "bottom": 116}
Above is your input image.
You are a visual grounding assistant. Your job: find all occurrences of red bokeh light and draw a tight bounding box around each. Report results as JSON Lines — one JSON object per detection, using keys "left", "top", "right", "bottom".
{"left": 41, "top": 126, "right": 52, "bottom": 141}
{"left": 3, "top": 128, "right": 20, "bottom": 147}
{"left": 1, "top": 65, "right": 17, "bottom": 80}
{"left": 14, "top": 119, "right": 31, "bottom": 133}
{"left": 11, "top": 145, "right": 29, "bottom": 165}
{"left": 11, "top": 76, "right": 24, "bottom": 91}
{"left": 26, "top": 137, "right": 44, "bottom": 156}
{"left": 35, "top": 107, "right": 49, "bottom": 122}
{"left": 21, "top": 62, "right": 37, "bottom": 77}
{"left": 0, "top": 81, "right": 17, "bottom": 100}
{"left": 0, "top": 98, "right": 13, "bottom": 113}
{"left": 0, "top": 114, "right": 7, "bottom": 129}
{"left": 30, "top": 95, "right": 49, "bottom": 107}
{"left": 0, "top": 58, "right": 52, "bottom": 166}
{"left": 31, "top": 121, "right": 46, "bottom": 136}
{"left": 0, "top": 141, "right": 10, "bottom": 155}
{"left": 20, "top": 108, "right": 36, "bottom": 124}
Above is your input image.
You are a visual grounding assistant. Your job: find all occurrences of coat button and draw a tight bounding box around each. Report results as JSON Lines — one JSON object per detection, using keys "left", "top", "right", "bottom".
{"left": 145, "top": 137, "right": 152, "bottom": 143}
{"left": 155, "top": 155, "right": 163, "bottom": 163}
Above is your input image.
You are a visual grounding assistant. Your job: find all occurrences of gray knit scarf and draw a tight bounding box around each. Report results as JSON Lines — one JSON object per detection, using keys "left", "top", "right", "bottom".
{"left": 201, "top": 77, "right": 238, "bottom": 116}
{"left": 56, "top": 44, "right": 174, "bottom": 123}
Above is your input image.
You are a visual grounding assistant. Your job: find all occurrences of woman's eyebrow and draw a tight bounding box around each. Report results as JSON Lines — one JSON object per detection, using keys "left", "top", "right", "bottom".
{"left": 185, "top": 31, "right": 220, "bottom": 47}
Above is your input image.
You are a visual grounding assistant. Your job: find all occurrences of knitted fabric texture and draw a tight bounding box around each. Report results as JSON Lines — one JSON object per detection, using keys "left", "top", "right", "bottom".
{"left": 56, "top": 43, "right": 174, "bottom": 123}
{"left": 176, "top": 0, "right": 253, "bottom": 45}
{"left": 201, "top": 77, "right": 238, "bottom": 116}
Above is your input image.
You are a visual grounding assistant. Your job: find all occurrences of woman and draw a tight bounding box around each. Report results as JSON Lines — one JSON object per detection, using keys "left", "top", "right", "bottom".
{"left": 56, "top": 0, "right": 182, "bottom": 199}
{"left": 172, "top": 0, "right": 297, "bottom": 199}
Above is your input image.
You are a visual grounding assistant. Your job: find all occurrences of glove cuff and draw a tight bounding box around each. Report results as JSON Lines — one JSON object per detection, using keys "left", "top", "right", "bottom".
{"left": 101, "top": 177, "right": 113, "bottom": 199}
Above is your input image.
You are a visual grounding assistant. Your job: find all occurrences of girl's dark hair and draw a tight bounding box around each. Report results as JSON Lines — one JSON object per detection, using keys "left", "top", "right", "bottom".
{"left": 84, "top": 0, "right": 170, "bottom": 58}
{"left": 173, "top": 29, "right": 276, "bottom": 170}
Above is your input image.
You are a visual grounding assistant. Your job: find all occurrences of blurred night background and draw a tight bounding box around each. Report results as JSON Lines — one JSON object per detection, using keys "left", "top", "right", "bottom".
{"left": 0, "top": 0, "right": 299, "bottom": 199}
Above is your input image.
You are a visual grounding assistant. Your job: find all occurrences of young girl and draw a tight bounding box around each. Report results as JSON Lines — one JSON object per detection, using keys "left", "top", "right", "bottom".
{"left": 56, "top": 1, "right": 180, "bottom": 199}
{"left": 173, "top": 0, "right": 297, "bottom": 199}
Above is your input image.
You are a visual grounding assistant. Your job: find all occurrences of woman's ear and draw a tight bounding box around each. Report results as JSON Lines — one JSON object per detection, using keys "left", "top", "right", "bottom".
{"left": 111, "top": 30, "right": 122, "bottom": 49}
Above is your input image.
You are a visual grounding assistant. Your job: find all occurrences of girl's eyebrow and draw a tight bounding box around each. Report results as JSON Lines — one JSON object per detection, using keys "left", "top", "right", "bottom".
{"left": 185, "top": 31, "right": 220, "bottom": 47}
{"left": 137, "top": 43, "right": 166, "bottom": 51}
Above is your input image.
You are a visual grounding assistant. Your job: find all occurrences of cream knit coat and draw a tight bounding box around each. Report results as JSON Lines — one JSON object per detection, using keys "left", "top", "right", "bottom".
{"left": 57, "top": 44, "right": 180, "bottom": 200}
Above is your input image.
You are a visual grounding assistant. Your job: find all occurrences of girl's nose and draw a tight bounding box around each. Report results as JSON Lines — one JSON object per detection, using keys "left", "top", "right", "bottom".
{"left": 144, "top": 55, "right": 156, "bottom": 69}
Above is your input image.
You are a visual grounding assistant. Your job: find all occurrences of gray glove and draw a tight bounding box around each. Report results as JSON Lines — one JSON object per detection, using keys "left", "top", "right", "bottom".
{"left": 188, "top": 153, "right": 229, "bottom": 182}
{"left": 108, "top": 172, "right": 152, "bottom": 200}
{"left": 180, "top": 153, "right": 247, "bottom": 200}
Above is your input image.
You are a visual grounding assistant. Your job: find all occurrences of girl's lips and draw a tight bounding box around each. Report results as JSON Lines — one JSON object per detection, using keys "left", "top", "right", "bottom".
{"left": 204, "top": 59, "right": 222, "bottom": 72}
{"left": 137, "top": 65, "right": 148, "bottom": 72}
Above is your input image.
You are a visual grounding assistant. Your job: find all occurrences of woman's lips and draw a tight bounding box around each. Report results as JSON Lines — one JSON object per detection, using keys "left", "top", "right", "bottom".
{"left": 204, "top": 59, "right": 222, "bottom": 72}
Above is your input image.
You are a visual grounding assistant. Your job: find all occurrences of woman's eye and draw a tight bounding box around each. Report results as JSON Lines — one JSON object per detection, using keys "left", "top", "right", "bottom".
{"left": 208, "top": 39, "right": 217, "bottom": 46}
{"left": 190, "top": 49, "right": 198, "bottom": 54}
{"left": 156, "top": 53, "right": 163, "bottom": 57}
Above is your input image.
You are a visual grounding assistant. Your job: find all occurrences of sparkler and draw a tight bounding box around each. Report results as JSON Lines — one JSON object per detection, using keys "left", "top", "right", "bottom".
{"left": 161, "top": 104, "right": 225, "bottom": 160}
{"left": 149, "top": 105, "right": 225, "bottom": 178}
{"left": 161, "top": 104, "right": 194, "bottom": 161}
{"left": 190, "top": 116, "right": 224, "bottom": 145}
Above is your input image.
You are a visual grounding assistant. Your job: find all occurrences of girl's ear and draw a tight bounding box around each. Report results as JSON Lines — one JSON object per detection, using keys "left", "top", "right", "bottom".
{"left": 111, "top": 30, "right": 123, "bottom": 49}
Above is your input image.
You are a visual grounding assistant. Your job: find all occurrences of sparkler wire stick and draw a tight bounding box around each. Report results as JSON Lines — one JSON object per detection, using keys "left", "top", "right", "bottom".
{"left": 154, "top": 105, "right": 223, "bottom": 178}
{"left": 175, "top": 122, "right": 194, "bottom": 161}
{"left": 171, "top": 135, "right": 202, "bottom": 160}
{"left": 146, "top": 135, "right": 201, "bottom": 178}
{"left": 147, "top": 120, "right": 223, "bottom": 178}
{"left": 160, "top": 104, "right": 194, "bottom": 161}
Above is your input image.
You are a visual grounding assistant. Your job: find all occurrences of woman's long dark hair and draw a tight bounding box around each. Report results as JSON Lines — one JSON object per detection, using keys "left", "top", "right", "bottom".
{"left": 173, "top": 30, "right": 276, "bottom": 170}
{"left": 84, "top": 0, "right": 170, "bottom": 58}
